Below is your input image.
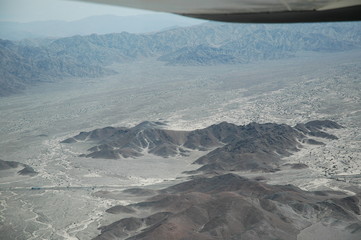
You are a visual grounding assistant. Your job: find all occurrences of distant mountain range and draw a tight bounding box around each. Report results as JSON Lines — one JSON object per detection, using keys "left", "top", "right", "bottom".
{"left": 1, "top": 22, "right": 360, "bottom": 96}
{"left": 0, "top": 14, "right": 204, "bottom": 40}
{"left": 62, "top": 120, "right": 342, "bottom": 172}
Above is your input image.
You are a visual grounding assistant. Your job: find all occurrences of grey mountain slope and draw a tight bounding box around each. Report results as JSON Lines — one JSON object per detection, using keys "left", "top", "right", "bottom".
{"left": 157, "top": 23, "right": 360, "bottom": 65}
{"left": 94, "top": 174, "right": 361, "bottom": 240}
{"left": 62, "top": 120, "right": 342, "bottom": 172}
{"left": 1, "top": 22, "right": 360, "bottom": 96}
{"left": 158, "top": 45, "right": 241, "bottom": 65}
{"left": 0, "top": 38, "right": 108, "bottom": 96}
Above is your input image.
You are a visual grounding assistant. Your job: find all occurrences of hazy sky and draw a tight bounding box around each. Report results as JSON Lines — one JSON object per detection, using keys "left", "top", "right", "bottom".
{"left": 0, "top": 0, "right": 153, "bottom": 22}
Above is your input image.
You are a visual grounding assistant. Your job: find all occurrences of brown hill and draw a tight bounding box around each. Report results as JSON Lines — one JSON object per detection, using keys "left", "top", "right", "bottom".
{"left": 94, "top": 174, "right": 361, "bottom": 240}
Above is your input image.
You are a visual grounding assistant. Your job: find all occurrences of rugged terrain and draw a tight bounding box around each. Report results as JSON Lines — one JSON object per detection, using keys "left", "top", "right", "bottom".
{"left": 62, "top": 120, "right": 361, "bottom": 240}
{"left": 63, "top": 120, "right": 342, "bottom": 173}
{"left": 1, "top": 22, "right": 360, "bottom": 96}
{"left": 0, "top": 20, "right": 360, "bottom": 240}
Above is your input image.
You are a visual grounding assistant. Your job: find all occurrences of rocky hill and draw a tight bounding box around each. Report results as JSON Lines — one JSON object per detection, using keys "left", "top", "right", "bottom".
{"left": 0, "top": 159, "right": 37, "bottom": 176}
{"left": 192, "top": 120, "right": 342, "bottom": 172}
{"left": 1, "top": 22, "right": 360, "bottom": 96}
{"left": 62, "top": 120, "right": 342, "bottom": 172}
{"left": 94, "top": 173, "right": 361, "bottom": 240}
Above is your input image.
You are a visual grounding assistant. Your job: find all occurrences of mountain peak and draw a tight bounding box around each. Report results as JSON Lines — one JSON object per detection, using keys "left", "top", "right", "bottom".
{"left": 133, "top": 121, "right": 167, "bottom": 130}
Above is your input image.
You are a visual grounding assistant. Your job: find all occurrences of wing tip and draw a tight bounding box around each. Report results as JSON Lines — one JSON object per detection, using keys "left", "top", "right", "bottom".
{"left": 180, "top": 5, "right": 361, "bottom": 23}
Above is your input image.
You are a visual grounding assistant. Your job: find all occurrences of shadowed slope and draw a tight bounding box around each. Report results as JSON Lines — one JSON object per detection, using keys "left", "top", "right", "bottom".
{"left": 94, "top": 174, "right": 361, "bottom": 240}
{"left": 62, "top": 120, "right": 342, "bottom": 172}
{"left": 0, "top": 159, "right": 37, "bottom": 176}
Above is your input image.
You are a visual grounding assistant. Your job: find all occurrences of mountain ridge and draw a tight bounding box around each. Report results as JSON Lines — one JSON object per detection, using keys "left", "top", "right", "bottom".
{"left": 0, "top": 14, "right": 204, "bottom": 40}
{"left": 1, "top": 22, "right": 360, "bottom": 96}
{"left": 62, "top": 120, "right": 342, "bottom": 172}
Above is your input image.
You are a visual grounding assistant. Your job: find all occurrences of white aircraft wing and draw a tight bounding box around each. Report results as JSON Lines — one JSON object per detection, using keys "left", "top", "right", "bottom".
{"left": 73, "top": 0, "right": 361, "bottom": 22}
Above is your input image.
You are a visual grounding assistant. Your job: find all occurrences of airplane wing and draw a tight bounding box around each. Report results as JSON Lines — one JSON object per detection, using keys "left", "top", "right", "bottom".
{"left": 74, "top": 0, "right": 361, "bottom": 23}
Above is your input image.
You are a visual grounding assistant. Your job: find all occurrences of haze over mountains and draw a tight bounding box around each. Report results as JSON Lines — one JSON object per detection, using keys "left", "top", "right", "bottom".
{"left": 1, "top": 21, "right": 360, "bottom": 96}
{"left": 0, "top": 14, "right": 205, "bottom": 40}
